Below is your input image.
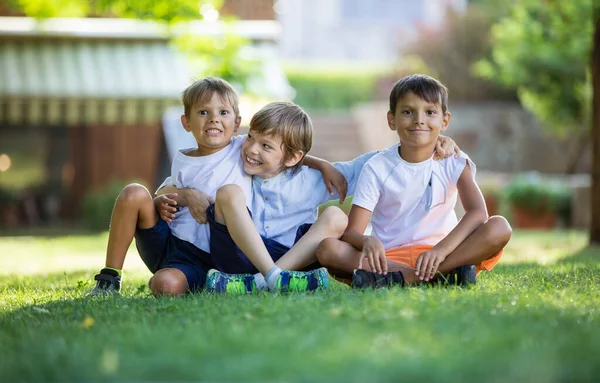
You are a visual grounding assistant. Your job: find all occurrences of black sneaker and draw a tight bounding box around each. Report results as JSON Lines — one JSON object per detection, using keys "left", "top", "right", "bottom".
{"left": 440, "top": 265, "right": 476, "bottom": 286}
{"left": 352, "top": 270, "right": 404, "bottom": 289}
{"left": 89, "top": 268, "right": 121, "bottom": 296}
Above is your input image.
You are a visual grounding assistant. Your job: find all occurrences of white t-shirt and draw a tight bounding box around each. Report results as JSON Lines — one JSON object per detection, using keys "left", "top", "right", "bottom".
{"left": 168, "top": 135, "right": 252, "bottom": 253}
{"left": 352, "top": 142, "right": 476, "bottom": 250}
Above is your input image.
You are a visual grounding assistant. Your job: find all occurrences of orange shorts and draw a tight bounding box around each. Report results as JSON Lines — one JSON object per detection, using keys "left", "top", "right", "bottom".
{"left": 386, "top": 244, "right": 503, "bottom": 276}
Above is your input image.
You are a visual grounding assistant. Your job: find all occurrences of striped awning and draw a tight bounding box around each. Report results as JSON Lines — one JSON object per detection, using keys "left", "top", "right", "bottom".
{"left": 0, "top": 37, "right": 192, "bottom": 125}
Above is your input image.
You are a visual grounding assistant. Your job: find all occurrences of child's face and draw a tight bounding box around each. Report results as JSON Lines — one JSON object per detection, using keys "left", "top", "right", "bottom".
{"left": 387, "top": 91, "right": 450, "bottom": 150}
{"left": 241, "top": 130, "right": 291, "bottom": 179}
{"left": 180, "top": 93, "right": 241, "bottom": 156}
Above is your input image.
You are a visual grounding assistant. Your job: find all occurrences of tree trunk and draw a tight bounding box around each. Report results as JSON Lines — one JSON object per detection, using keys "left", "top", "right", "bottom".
{"left": 591, "top": 8, "right": 600, "bottom": 244}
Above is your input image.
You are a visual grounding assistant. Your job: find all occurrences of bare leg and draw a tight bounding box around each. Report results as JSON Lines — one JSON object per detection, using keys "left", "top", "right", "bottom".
{"left": 317, "top": 238, "right": 419, "bottom": 283}
{"left": 276, "top": 206, "right": 347, "bottom": 270}
{"left": 435, "top": 216, "right": 512, "bottom": 274}
{"left": 105, "top": 184, "right": 158, "bottom": 269}
{"left": 213, "top": 184, "right": 275, "bottom": 276}
{"left": 317, "top": 216, "right": 512, "bottom": 285}
{"left": 150, "top": 268, "right": 189, "bottom": 296}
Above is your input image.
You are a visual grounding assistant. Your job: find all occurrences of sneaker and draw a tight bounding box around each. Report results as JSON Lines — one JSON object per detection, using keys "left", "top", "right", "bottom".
{"left": 276, "top": 267, "right": 329, "bottom": 293}
{"left": 352, "top": 269, "right": 404, "bottom": 289}
{"left": 89, "top": 268, "right": 121, "bottom": 296}
{"left": 439, "top": 265, "right": 476, "bottom": 286}
{"left": 205, "top": 269, "right": 257, "bottom": 294}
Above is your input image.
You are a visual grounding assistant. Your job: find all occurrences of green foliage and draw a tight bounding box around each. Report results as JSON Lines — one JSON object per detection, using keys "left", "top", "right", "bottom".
{"left": 1, "top": 231, "right": 600, "bottom": 381}
{"left": 475, "top": 0, "right": 594, "bottom": 136}
{"left": 406, "top": 6, "right": 517, "bottom": 102}
{"left": 286, "top": 69, "right": 378, "bottom": 111}
{"left": 504, "top": 177, "right": 571, "bottom": 216}
{"left": 172, "top": 30, "right": 258, "bottom": 91}
{"left": 82, "top": 180, "right": 142, "bottom": 231}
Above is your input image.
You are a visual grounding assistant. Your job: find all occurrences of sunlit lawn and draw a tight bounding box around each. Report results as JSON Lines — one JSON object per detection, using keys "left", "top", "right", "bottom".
{"left": 0, "top": 230, "right": 599, "bottom": 382}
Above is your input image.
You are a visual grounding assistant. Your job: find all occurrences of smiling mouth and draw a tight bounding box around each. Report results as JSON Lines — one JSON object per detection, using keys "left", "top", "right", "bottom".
{"left": 205, "top": 128, "right": 222, "bottom": 135}
{"left": 245, "top": 156, "right": 262, "bottom": 166}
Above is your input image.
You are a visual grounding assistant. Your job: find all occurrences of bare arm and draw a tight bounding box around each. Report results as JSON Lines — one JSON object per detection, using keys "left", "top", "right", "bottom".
{"left": 155, "top": 186, "right": 214, "bottom": 224}
{"left": 415, "top": 163, "right": 488, "bottom": 280}
{"left": 304, "top": 155, "right": 348, "bottom": 203}
{"left": 341, "top": 205, "right": 388, "bottom": 274}
{"left": 432, "top": 163, "right": 487, "bottom": 255}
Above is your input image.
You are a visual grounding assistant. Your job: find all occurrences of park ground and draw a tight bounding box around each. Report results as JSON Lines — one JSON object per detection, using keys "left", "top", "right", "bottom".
{"left": 0, "top": 230, "right": 599, "bottom": 382}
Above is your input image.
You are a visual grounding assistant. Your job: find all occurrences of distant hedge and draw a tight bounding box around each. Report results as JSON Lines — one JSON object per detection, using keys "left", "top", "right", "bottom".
{"left": 286, "top": 69, "right": 379, "bottom": 111}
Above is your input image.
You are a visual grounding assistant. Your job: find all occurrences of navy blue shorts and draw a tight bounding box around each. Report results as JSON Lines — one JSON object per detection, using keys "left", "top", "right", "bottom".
{"left": 134, "top": 218, "right": 214, "bottom": 291}
{"left": 206, "top": 204, "right": 314, "bottom": 274}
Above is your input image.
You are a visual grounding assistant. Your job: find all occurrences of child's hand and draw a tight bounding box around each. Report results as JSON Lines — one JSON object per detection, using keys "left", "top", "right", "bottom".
{"left": 415, "top": 248, "right": 447, "bottom": 281}
{"left": 320, "top": 163, "right": 348, "bottom": 203}
{"left": 183, "top": 189, "right": 214, "bottom": 224}
{"left": 433, "top": 135, "right": 461, "bottom": 160}
{"left": 155, "top": 194, "right": 178, "bottom": 223}
{"left": 358, "top": 236, "right": 387, "bottom": 274}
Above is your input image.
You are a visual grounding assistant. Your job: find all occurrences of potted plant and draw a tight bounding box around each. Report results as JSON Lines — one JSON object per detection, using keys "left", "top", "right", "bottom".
{"left": 503, "top": 178, "right": 569, "bottom": 229}
{"left": 479, "top": 183, "right": 501, "bottom": 217}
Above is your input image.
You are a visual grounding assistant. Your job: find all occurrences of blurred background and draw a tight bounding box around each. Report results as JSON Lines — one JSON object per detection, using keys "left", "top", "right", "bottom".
{"left": 0, "top": 0, "right": 597, "bottom": 237}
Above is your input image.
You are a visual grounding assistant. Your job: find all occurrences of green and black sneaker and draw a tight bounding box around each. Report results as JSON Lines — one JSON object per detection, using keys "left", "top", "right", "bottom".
{"left": 205, "top": 269, "right": 257, "bottom": 294}
{"left": 276, "top": 268, "right": 329, "bottom": 293}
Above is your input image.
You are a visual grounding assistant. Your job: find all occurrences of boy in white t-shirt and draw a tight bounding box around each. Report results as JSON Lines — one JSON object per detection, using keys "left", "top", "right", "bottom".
{"left": 316, "top": 74, "right": 512, "bottom": 288}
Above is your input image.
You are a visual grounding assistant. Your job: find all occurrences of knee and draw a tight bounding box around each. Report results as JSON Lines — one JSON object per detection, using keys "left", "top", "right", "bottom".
{"left": 485, "top": 216, "right": 512, "bottom": 247}
{"left": 319, "top": 206, "right": 348, "bottom": 237}
{"left": 216, "top": 184, "right": 245, "bottom": 206}
{"left": 316, "top": 238, "right": 344, "bottom": 266}
{"left": 118, "top": 183, "right": 151, "bottom": 204}
{"left": 150, "top": 270, "right": 188, "bottom": 296}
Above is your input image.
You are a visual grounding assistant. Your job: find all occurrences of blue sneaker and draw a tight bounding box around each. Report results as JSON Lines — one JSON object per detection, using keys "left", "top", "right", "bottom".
{"left": 276, "top": 267, "right": 329, "bottom": 292}
{"left": 205, "top": 269, "right": 257, "bottom": 294}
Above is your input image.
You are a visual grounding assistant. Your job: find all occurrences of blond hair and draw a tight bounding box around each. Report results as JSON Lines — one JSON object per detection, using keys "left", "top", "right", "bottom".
{"left": 250, "top": 101, "right": 313, "bottom": 173}
{"left": 181, "top": 77, "right": 239, "bottom": 117}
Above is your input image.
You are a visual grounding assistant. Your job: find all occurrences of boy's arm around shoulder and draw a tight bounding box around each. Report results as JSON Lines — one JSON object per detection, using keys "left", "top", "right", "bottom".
{"left": 333, "top": 150, "right": 379, "bottom": 198}
{"left": 304, "top": 154, "right": 348, "bottom": 203}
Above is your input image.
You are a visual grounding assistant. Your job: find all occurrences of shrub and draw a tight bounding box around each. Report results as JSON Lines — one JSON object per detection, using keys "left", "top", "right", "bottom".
{"left": 503, "top": 178, "right": 570, "bottom": 216}
{"left": 82, "top": 179, "right": 144, "bottom": 231}
{"left": 286, "top": 69, "right": 379, "bottom": 111}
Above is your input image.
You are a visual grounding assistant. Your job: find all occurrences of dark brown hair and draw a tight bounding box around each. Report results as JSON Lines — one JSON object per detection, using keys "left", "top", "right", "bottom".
{"left": 389, "top": 74, "right": 449, "bottom": 114}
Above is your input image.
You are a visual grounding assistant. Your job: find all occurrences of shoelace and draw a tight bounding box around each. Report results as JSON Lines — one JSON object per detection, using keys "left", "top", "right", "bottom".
{"left": 226, "top": 280, "right": 247, "bottom": 294}
{"left": 287, "top": 275, "right": 309, "bottom": 292}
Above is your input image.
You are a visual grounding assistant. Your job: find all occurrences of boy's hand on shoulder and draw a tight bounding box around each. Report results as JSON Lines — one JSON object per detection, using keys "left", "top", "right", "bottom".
{"left": 433, "top": 135, "right": 461, "bottom": 161}
{"left": 320, "top": 163, "right": 348, "bottom": 203}
{"left": 155, "top": 194, "right": 178, "bottom": 223}
{"left": 184, "top": 189, "right": 214, "bottom": 224}
{"left": 358, "top": 236, "right": 387, "bottom": 275}
{"left": 415, "top": 248, "right": 447, "bottom": 281}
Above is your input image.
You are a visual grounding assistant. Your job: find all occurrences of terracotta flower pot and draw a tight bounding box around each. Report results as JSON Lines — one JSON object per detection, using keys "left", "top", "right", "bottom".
{"left": 511, "top": 207, "right": 556, "bottom": 229}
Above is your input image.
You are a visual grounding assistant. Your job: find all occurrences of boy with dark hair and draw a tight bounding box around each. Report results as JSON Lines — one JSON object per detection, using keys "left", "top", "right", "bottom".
{"left": 316, "top": 74, "right": 512, "bottom": 288}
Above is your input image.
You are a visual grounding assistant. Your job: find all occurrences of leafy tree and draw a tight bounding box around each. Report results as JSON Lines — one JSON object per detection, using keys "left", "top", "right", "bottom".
{"left": 475, "top": 0, "right": 593, "bottom": 173}
{"left": 476, "top": 0, "right": 599, "bottom": 244}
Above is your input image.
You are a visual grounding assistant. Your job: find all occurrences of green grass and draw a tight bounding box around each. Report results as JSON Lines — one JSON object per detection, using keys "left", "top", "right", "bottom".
{"left": 1, "top": 230, "right": 599, "bottom": 382}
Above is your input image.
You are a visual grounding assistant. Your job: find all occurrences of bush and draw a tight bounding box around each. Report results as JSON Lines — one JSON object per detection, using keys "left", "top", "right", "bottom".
{"left": 82, "top": 180, "right": 144, "bottom": 231}
{"left": 286, "top": 69, "right": 378, "bottom": 111}
{"left": 503, "top": 178, "right": 570, "bottom": 216}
